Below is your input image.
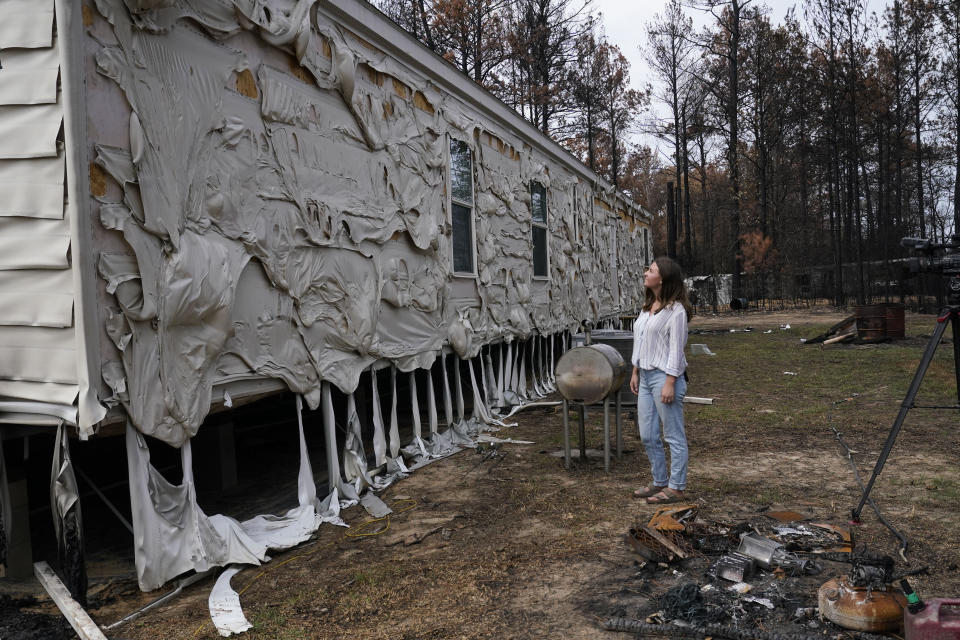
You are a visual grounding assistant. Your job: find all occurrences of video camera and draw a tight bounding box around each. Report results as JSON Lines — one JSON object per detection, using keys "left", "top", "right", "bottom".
{"left": 901, "top": 234, "right": 960, "bottom": 275}
{"left": 901, "top": 234, "right": 960, "bottom": 304}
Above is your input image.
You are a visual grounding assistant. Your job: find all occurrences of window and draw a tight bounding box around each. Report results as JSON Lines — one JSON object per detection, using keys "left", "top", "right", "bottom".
{"left": 449, "top": 138, "right": 474, "bottom": 274}
{"left": 531, "top": 181, "right": 547, "bottom": 278}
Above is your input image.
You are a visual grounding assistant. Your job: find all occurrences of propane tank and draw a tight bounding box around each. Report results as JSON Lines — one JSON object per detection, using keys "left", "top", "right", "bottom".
{"left": 555, "top": 343, "right": 628, "bottom": 405}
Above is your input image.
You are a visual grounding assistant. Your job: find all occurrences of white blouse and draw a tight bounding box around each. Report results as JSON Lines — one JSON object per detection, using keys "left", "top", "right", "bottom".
{"left": 631, "top": 302, "right": 688, "bottom": 377}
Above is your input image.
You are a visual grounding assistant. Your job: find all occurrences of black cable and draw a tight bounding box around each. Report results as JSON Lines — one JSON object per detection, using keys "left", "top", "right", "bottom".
{"left": 658, "top": 583, "right": 726, "bottom": 626}
{"left": 605, "top": 617, "right": 827, "bottom": 640}
{"left": 893, "top": 565, "right": 930, "bottom": 580}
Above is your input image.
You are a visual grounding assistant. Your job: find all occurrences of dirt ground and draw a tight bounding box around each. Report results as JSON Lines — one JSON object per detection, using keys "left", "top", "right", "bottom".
{"left": 9, "top": 307, "right": 960, "bottom": 639}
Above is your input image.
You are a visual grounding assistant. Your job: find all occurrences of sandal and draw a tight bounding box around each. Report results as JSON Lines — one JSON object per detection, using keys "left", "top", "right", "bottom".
{"left": 632, "top": 485, "right": 666, "bottom": 499}
{"left": 646, "top": 488, "right": 684, "bottom": 504}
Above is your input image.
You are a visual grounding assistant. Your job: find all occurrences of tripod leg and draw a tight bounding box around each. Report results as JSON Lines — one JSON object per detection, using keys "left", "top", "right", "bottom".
{"left": 952, "top": 314, "right": 960, "bottom": 408}
{"left": 852, "top": 314, "right": 952, "bottom": 521}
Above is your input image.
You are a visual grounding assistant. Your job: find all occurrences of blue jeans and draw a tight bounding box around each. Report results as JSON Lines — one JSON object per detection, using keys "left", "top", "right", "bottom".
{"left": 636, "top": 367, "right": 688, "bottom": 491}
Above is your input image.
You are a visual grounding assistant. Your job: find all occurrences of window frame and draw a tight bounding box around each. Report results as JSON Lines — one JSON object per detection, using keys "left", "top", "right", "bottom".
{"left": 447, "top": 135, "right": 477, "bottom": 277}
{"left": 530, "top": 180, "right": 549, "bottom": 280}
{"left": 573, "top": 186, "right": 581, "bottom": 244}
{"left": 608, "top": 220, "right": 619, "bottom": 301}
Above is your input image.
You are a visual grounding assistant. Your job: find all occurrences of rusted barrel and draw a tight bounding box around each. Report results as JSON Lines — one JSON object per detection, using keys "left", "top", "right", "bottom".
{"left": 854, "top": 304, "right": 886, "bottom": 340}
{"left": 883, "top": 303, "right": 905, "bottom": 339}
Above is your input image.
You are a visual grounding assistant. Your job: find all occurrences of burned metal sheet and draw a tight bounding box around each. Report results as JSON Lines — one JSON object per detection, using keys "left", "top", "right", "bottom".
{"left": 765, "top": 509, "right": 809, "bottom": 523}
{"left": 737, "top": 533, "right": 782, "bottom": 569}
{"left": 709, "top": 553, "right": 756, "bottom": 583}
{"left": 648, "top": 504, "right": 699, "bottom": 533}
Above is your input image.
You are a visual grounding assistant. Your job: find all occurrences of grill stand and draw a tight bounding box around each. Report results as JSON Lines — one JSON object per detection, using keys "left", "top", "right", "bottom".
{"left": 562, "top": 394, "right": 622, "bottom": 472}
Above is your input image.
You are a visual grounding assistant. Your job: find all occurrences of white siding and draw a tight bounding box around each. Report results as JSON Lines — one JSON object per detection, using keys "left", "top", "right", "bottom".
{"left": 0, "top": 0, "right": 81, "bottom": 425}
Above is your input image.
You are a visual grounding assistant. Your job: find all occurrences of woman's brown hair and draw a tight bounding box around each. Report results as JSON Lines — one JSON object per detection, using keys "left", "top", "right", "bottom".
{"left": 642, "top": 256, "right": 693, "bottom": 320}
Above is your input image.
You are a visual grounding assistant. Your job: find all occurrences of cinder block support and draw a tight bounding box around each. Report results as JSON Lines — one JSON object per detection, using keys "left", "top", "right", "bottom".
{"left": 215, "top": 420, "right": 238, "bottom": 491}
{"left": 5, "top": 477, "right": 33, "bottom": 579}
{"left": 197, "top": 416, "right": 238, "bottom": 492}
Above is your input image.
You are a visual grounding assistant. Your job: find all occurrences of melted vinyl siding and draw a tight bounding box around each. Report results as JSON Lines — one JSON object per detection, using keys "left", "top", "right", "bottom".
{"left": 0, "top": 0, "right": 81, "bottom": 424}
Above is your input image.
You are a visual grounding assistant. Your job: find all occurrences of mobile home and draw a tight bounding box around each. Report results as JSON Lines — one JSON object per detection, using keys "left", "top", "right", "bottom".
{"left": 0, "top": 0, "right": 651, "bottom": 597}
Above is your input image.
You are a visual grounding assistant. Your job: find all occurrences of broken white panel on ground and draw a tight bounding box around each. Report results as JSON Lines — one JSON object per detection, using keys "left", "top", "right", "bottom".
{"left": 209, "top": 566, "right": 252, "bottom": 637}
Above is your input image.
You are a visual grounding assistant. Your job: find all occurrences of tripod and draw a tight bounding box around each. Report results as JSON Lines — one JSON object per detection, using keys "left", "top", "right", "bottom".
{"left": 851, "top": 293, "right": 960, "bottom": 523}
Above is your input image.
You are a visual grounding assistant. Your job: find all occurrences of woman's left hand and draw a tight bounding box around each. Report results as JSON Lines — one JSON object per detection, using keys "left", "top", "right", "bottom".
{"left": 661, "top": 378, "right": 676, "bottom": 404}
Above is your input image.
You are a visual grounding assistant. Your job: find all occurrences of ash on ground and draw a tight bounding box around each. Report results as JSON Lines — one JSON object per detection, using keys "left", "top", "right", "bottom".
{"left": 590, "top": 506, "right": 900, "bottom": 640}
{"left": 0, "top": 594, "right": 77, "bottom": 640}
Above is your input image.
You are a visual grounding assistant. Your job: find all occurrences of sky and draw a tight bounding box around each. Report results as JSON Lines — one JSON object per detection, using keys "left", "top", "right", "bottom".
{"left": 598, "top": 0, "right": 885, "bottom": 157}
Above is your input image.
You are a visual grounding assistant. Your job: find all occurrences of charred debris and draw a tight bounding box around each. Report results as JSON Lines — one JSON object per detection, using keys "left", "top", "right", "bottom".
{"left": 607, "top": 504, "right": 926, "bottom": 640}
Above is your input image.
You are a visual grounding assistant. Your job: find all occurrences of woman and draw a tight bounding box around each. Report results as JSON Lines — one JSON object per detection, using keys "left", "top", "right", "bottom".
{"left": 629, "top": 256, "right": 692, "bottom": 504}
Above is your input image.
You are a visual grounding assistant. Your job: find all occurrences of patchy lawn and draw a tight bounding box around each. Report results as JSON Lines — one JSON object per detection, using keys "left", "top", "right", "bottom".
{"left": 26, "top": 308, "right": 960, "bottom": 638}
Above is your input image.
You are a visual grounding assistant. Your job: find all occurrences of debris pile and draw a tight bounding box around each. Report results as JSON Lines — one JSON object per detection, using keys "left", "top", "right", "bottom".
{"left": 803, "top": 309, "right": 901, "bottom": 346}
{"left": 803, "top": 316, "right": 857, "bottom": 345}
{"left": 626, "top": 505, "right": 698, "bottom": 564}
{"left": 607, "top": 506, "right": 922, "bottom": 639}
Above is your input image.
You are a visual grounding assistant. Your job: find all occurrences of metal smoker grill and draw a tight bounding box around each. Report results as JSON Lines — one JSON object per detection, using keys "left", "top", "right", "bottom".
{"left": 555, "top": 331, "right": 629, "bottom": 472}
{"left": 571, "top": 329, "right": 635, "bottom": 405}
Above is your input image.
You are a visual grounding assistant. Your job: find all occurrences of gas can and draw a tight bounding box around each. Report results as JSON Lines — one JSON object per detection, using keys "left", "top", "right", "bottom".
{"left": 905, "top": 598, "right": 960, "bottom": 640}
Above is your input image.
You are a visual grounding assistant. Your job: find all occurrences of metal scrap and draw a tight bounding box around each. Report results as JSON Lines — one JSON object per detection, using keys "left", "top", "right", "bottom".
{"left": 709, "top": 553, "right": 755, "bottom": 582}
{"left": 626, "top": 505, "right": 702, "bottom": 563}
{"left": 809, "top": 522, "right": 852, "bottom": 543}
{"left": 771, "top": 522, "right": 853, "bottom": 557}
{"left": 738, "top": 533, "right": 782, "bottom": 569}
{"left": 648, "top": 504, "right": 698, "bottom": 532}
{"left": 773, "top": 526, "right": 813, "bottom": 536}
{"left": 809, "top": 522, "right": 853, "bottom": 553}
{"left": 765, "top": 510, "right": 808, "bottom": 523}
{"left": 850, "top": 551, "right": 895, "bottom": 589}
{"left": 626, "top": 525, "right": 693, "bottom": 563}
{"left": 743, "top": 595, "right": 775, "bottom": 609}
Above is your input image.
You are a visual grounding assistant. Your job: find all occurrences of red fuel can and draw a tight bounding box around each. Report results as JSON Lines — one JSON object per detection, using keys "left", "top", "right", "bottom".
{"left": 905, "top": 598, "right": 960, "bottom": 640}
